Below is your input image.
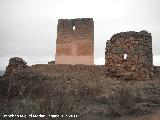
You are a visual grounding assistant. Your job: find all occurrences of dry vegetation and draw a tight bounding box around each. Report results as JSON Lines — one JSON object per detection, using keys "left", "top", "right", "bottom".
{"left": 0, "top": 64, "right": 160, "bottom": 120}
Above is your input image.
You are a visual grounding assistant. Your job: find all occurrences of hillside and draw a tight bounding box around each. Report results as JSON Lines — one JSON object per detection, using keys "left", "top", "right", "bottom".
{"left": 0, "top": 57, "right": 160, "bottom": 120}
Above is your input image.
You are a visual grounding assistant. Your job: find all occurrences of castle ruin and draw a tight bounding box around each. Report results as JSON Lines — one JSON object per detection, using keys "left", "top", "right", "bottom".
{"left": 105, "top": 31, "right": 153, "bottom": 80}
{"left": 54, "top": 18, "right": 155, "bottom": 80}
{"left": 55, "top": 18, "right": 94, "bottom": 65}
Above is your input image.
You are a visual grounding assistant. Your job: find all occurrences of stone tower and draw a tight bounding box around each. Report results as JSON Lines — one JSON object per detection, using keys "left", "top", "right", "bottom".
{"left": 55, "top": 18, "right": 94, "bottom": 65}
{"left": 105, "top": 31, "right": 153, "bottom": 80}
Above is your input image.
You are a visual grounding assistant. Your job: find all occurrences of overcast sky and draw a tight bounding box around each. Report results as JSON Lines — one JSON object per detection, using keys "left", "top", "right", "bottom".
{"left": 0, "top": 0, "right": 160, "bottom": 70}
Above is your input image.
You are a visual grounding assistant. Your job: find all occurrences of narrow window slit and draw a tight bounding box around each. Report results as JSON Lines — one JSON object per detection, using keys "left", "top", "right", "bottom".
{"left": 73, "top": 26, "right": 75, "bottom": 30}
{"left": 124, "top": 54, "right": 127, "bottom": 59}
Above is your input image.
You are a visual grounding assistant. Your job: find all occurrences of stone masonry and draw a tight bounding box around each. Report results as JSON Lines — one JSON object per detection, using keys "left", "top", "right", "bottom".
{"left": 4, "top": 57, "right": 28, "bottom": 79}
{"left": 55, "top": 18, "right": 94, "bottom": 65}
{"left": 105, "top": 30, "right": 153, "bottom": 80}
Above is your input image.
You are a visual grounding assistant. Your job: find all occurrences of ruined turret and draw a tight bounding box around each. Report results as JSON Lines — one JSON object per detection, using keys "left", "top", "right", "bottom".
{"left": 105, "top": 31, "right": 153, "bottom": 80}
{"left": 4, "top": 57, "right": 28, "bottom": 79}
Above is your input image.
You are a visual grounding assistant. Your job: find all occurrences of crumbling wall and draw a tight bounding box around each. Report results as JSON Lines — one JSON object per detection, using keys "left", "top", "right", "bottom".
{"left": 105, "top": 31, "right": 153, "bottom": 80}
{"left": 4, "top": 57, "right": 28, "bottom": 79}
{"left": 153, "top": 66, "right": 160, "bottom": 79}
{"left": 55, "top": 18, "right": 94, "bottom": 65}
{"left": 31, "top": 64, "right": 106, "bottom": 75}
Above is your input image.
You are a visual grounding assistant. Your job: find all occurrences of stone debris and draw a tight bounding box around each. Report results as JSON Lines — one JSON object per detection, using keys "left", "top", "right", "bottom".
{"left": 48, "top": 61, "right": 55, "bottom": 64}
{"left": 4, "top": 57, "right": 28, "bottom": 79}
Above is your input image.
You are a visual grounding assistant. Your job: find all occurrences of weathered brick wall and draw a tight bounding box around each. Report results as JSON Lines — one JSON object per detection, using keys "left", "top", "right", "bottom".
{"left": 55, "top": 18, "right": 94, "bottom": 65}
{"left": 105, "top": 31, "right": 153, "bottom": 80}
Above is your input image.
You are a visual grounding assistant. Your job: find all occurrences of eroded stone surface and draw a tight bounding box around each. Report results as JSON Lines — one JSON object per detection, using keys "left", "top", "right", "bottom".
{"left": 105, "top": 31, "right": 153, "bottom": 80}
{"left": 55, "top": 18, "right": 94, "bottom": 65}
{"left": 4, "top": 57, "right": 28, "bottom": 79}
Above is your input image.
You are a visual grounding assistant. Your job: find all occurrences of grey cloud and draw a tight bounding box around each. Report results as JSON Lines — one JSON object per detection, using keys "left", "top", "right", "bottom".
{"left": 0, "top": 0, "right": 160, "bottom": 69}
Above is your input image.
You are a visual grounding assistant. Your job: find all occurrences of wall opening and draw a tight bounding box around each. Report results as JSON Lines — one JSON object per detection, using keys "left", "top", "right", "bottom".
{"left": 73, "top": 26, "right": 75, "bottom": 30}
{"left": 124, "top": 54, "right": 127, "bottom": 59}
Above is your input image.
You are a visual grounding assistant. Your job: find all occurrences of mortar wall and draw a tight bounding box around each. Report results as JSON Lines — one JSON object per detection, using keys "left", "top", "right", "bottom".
{"left": 55, "top": 18, "right": 94, "bottom": 65}
{"left": 105, "top": 31, "right": 153, "bottom": 80}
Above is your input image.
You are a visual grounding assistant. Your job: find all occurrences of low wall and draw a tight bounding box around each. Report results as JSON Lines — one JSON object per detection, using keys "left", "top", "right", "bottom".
{"left": 31, "top": 64, "right": 106, "bottom": 75}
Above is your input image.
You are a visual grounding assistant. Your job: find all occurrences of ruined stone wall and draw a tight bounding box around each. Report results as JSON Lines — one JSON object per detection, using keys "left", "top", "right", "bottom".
{"left": 105, "top": 31, "right": 153, "bottom": 80}
{"left": 4, "top": 57, "right": 28, "bottom": 79}
{"left": 55, "top": 18, "right": 94, "bottom": 65}
{"left": 154, "top": 66, "right": 160, "bottom": 79}
{"left": 31, "top": 64, "right": 105, "bottom": 75}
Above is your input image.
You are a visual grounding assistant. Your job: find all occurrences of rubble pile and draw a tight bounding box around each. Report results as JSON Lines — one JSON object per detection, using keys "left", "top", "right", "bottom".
{"left": 4, "top": 57, "right": 28, "bottom": 79}
{"left": 48, "top": 61, "right": 55, "bottom": 64}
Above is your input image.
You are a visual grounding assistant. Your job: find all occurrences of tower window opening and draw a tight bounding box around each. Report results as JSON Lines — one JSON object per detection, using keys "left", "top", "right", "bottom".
{"left": 124, "top": 54, "right": 127, "bottom": 59}
{"left": 73, "top": 26, "right": 75, "bottom": 30}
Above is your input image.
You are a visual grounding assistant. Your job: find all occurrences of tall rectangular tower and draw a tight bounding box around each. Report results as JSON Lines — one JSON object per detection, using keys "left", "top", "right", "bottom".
{"left": 55, "top": 18, "right": 94, "bottom": 65}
